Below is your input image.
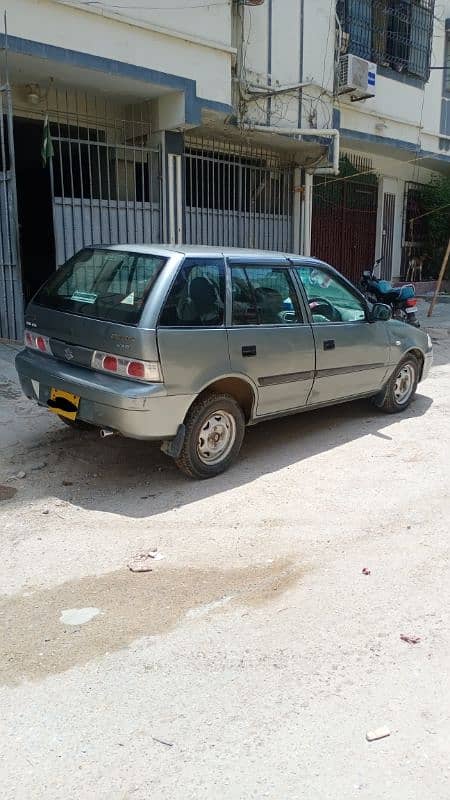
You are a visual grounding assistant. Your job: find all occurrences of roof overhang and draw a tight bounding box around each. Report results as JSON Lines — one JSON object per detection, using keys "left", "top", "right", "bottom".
{"left": 190, "top": 115, "right": 329, "bottom": 167}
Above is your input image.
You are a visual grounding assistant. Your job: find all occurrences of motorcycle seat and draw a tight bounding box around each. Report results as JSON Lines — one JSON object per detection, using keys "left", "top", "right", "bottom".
{"left": 374, "top": 281, "right": 415, "bottom": 301}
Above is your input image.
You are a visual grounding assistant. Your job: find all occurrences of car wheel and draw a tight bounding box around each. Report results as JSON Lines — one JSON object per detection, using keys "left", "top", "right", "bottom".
{"left": 59, "top": 417, "right": 96, "bottom": 431}
{"left": 176, "top": 393, "right": 245, "bottom": 479}
{"left": 372, "top": 354, "right": 419, "bottom": 414}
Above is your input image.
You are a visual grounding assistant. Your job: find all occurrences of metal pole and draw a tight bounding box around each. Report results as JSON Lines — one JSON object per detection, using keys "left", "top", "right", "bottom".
{"left": 175, "top": 154, "right": 182, "bottom": 244}
{"left": 428, "top": 237, "right": 450, "bottom": 317}
{"left": 293, "top": 166, "right": 302, "bottom": 254}
{"left": 3, "top": 23, "right": 24, "bottom": 339}
{"left": 303, "top": 170, "right": 313, "bottom": 257}
{"left": 167, "top": 154, "right": 175, "bottom": 244}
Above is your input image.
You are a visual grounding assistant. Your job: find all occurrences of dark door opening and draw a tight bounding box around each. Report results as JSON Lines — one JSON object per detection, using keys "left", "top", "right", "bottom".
{"left": 14, "top": 117, "right": 55, "bottom": 302}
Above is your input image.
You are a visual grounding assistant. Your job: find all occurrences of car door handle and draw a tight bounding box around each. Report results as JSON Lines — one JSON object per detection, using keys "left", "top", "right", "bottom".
{"left": 242, "top": 345, "right": 257, "bottom": 357}
{"left": 323, "top": 339, "right": 335, "bottom": 351}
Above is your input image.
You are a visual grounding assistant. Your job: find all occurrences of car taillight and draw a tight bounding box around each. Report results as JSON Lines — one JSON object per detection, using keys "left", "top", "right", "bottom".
{"left": 405, "top": 298, "right": 417, "bottom": 308}
{"left": 24, "top": 331, "right": 52, "bottom": 355}
{"left": 91, "top": 350, "right": 161, "bottom": 383}
{"left": 127, "top": 361, "right": 146, "bottom": 379}
{"left": 36, "top": 336, "right": 47, "bottom": 352}
{"left": 103, "top": 355, "right": 118, "bottom": 372}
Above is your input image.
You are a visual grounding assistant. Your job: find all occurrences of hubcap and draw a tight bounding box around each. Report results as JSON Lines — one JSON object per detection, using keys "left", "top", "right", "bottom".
{"left": 393, "top": 364, "right": 415, "bottom": 404}
{"left": 197, "top": 411, "right": 236, "bottom": 465}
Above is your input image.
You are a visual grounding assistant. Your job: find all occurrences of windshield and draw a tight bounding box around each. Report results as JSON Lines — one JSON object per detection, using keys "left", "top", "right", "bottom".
{"left": 33, "top": 248, "right": 167, "bottom": 325}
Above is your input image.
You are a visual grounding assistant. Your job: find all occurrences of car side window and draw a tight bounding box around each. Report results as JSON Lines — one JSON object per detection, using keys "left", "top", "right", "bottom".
{"left": 159, "top": 258, "right": 225, "bottom": 327}
{"left": 296, "top": 266, "right": 366, "bottom": 324}
{"left": 231, "top": 266, "right": 302, "bottom": 326}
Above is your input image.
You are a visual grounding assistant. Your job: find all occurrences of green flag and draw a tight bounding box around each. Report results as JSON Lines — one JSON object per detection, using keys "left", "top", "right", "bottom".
{"left": 41, "top": 113, "right": 54, "bottom": 167}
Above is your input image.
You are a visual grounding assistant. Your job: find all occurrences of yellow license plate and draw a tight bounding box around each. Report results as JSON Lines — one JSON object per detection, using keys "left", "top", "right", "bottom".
{"left": 47, "top": 388, "right": 80, "bottom": 421}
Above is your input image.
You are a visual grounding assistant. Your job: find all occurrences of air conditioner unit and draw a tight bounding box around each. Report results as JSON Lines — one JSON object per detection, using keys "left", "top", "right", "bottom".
{"left": 338, "top": 54, "right": 377, "bottom": 100}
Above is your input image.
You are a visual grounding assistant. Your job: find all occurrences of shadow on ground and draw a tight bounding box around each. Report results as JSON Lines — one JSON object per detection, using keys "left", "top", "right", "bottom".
{"left": 2, "top": 390, "right": 433, "bottom": 519}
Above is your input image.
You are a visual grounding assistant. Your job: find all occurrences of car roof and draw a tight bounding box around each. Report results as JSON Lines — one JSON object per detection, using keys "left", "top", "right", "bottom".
{"left": 99, "top": 243, "right": 325, "bottom": 263}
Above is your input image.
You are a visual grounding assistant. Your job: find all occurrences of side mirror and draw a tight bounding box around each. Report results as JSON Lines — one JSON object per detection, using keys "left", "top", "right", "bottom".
{"left": 370, "top": 302, "right": 391, "bottom": 322}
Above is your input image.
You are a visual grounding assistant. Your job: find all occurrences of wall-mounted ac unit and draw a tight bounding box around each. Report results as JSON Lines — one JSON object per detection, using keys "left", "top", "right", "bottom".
{"left": 338, "top": 54, "right": 377, "bottom": 101}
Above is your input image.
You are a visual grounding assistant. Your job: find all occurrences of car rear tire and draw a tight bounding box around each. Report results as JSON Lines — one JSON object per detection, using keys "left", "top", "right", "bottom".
{"left": 176, "top": 393, "right": 245, "bottom": 479}
{"left": 59, "top": 417, "right": 96, "bottom": 431}
{"left": 372, "top": 354, "right": 419, "bottom": 414}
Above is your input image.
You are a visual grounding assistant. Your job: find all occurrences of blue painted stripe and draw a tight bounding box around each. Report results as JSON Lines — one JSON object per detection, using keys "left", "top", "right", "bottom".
{"left": 332, "top": 107, "right": 341, "bottom": 129}
{"left": 0, "top": 33, "right": 233, "bottom": 124}
{"left": 340, "top": 127, "right": 450, "bottom": 166}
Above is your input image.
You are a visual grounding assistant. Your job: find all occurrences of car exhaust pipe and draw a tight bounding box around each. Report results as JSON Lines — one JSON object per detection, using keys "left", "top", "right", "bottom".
{"left": 100, "top": 428, "right": 115, "bottom": 438}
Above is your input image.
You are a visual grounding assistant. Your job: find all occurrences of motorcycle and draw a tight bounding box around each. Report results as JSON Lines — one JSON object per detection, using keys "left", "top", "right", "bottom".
{"left": 359, "top": 258, "right": 420, "bottom": 327}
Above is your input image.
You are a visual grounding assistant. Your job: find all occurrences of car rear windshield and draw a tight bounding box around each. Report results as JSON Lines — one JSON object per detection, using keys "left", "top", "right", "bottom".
{"left": 33, "top": 248, "right": 167, "bottom": 325}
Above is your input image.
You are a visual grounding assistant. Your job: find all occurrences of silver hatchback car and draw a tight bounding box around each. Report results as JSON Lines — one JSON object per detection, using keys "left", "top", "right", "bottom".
{"left": 16, "top": 245, "right": 432, "bottom": 479}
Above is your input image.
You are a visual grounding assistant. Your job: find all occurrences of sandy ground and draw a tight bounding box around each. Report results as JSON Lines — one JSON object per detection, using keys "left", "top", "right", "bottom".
{"left": 1, "top": 311, "right": 449, "bottom": 799}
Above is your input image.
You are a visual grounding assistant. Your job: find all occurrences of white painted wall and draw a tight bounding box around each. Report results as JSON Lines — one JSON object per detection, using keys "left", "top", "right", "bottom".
{"left": 54, "top": 0, "right": 232, "bottom": 48}
{"left": 6, "top": 0, "right": 450, "bottom": 151}
{"left": 4, "top": 0, "right": 233, "bottom": 107}
{"left": 338, "top": 2, "right": 450, "bottom": 155}
{"left": 238, "top": 0, "right": 335, "bottom": 130}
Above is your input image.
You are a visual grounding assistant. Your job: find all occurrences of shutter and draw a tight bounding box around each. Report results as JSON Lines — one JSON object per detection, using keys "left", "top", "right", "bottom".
{"left": 408, "top": 2, "right": 433, "bottom": 79}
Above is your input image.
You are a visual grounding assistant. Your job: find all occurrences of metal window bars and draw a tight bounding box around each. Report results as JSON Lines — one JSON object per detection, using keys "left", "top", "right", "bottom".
{"left": 337, "top": 0, "right": 435, "bottom": 81}
{"left": 183, "top": 136, "right": 294, "bottom": 252}
{"left": 46, "top": 88, "right": 162, "bottom": 265}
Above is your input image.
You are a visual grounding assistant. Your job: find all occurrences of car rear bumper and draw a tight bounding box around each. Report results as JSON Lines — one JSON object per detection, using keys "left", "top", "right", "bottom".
{"left": 15, "top": 349, "right": 195, "bottom": 440}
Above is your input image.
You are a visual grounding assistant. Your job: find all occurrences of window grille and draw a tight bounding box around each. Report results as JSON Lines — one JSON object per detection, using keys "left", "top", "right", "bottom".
{"left": 337, "top": 0, "right": 435, "bottom": 81}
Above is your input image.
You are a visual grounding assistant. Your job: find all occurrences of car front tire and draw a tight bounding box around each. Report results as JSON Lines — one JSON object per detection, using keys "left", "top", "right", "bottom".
{"left": 372, "top": 354, "right": 420, "bottom": 414}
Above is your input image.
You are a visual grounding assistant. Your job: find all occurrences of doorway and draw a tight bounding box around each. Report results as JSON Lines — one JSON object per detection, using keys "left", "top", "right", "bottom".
{"left": 14, "top": 117, "right": 55, "bottom": 302}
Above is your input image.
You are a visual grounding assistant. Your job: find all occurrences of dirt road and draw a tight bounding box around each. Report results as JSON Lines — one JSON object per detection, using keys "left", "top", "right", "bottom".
{"left": 1, "top": 328, "right": 449, "bottom": 799}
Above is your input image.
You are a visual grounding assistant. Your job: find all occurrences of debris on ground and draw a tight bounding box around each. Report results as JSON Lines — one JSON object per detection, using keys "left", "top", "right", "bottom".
{"left": 0, "top": 485, "right": 17, "bottom": 501}
{"left": 59, "top": 607, "right": 101, "bottom": 625}
{"left": 128, "top": 548, "right": 164, "bottom": 572}
{"left": 62, "top": 480, "right": 73, "bottom": 486}
{"left": 31, "top": 462, "right": 47, "bottom": 471}
{"left": 152, "top": 736, "right": 173, "bottom": 747}
{"left": 400, "top": 634, "right": 421, "bottom": 645}
{"left": 366, "top": 727, "right": 390, "bottom": 742}
{"left": 7, "top": 470, "right": 26, "bottom": 481}
{"left": 362, "top": 567, "right": 371, "bottom": 575}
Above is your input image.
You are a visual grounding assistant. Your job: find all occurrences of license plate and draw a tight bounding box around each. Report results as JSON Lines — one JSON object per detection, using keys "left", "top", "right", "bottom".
{"left": 405, "top": 307, "right": 416, "bottom": 314}
{"left": 47, "top": 388, "right": 80, "bottom": 421}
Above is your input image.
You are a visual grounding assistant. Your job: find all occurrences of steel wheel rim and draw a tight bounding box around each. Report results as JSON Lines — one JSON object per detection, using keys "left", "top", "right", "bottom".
{"left": 393, "top": 364, "right": 415, "bottom": 404}
{"left": 197, "top": 410, "right": 236, "bottom": 465}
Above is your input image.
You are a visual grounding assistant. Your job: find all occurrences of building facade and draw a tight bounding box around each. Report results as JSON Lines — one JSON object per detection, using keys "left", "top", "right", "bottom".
{"left": 0, "top": 0, "right": 449, "bottom": 339}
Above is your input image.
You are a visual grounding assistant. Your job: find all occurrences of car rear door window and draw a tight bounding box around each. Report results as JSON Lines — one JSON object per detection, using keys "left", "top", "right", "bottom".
{"left": 159, "top": 258, "right": 225, "bottom": 327}
{"left": 231, "top": 266, "right": 302, "bottom": 325}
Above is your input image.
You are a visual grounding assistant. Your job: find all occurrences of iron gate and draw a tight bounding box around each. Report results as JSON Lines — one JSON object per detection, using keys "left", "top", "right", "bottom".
{"left": 0, "top": 82, "right": 23, "bottom": 340}
{"left": 49, "top": 90, "right": 162, "bottom": 265}
{"left": 381, "top": 192, "right": 396, "bottom": 280}
{"left": 311, "top": 155, "right": 378, "bottom": 284}
{"left": 184, "top": 137, "right": 294, "bottom": 252}
{"left": 401, "top": 182, "right": 427, "bottom": 278}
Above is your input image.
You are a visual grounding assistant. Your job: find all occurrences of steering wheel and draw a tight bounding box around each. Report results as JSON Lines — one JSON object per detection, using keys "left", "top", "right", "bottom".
{"left": 308, "top": 297, "right": 342, "bottom": 322}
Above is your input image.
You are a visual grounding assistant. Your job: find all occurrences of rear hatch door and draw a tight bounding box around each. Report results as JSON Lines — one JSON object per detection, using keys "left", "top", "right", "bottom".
{"left": 26, "top": 247, "right": 167, "bottom": 366}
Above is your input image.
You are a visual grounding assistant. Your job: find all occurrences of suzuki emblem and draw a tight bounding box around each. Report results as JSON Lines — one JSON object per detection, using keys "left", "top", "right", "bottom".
{"left": 64, "top": 347, "right": 74, "bottom": 361}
